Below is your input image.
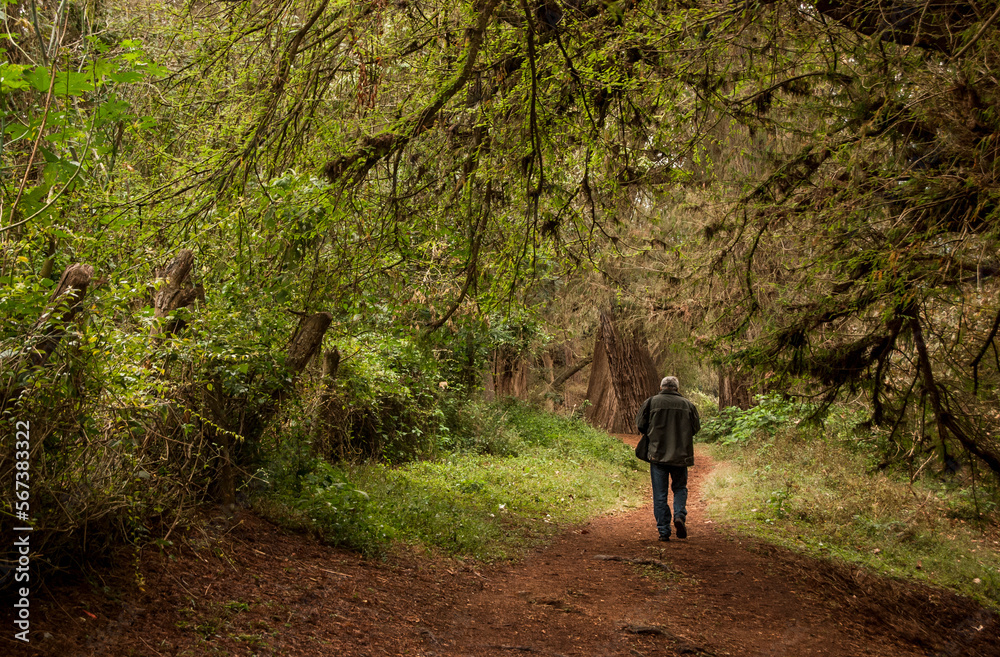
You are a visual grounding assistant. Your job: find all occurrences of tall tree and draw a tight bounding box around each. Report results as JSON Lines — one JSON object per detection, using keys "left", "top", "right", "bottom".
{"left": 585, "top": 310, "right": 659, "bottom": 433}
{"left": 691, "top": 1, "right": 1000, "bottom": 475}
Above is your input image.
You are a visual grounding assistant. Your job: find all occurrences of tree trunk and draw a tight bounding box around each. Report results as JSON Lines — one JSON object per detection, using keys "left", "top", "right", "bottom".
{"left": 31, "top": 263, "right": 95, "bottom": 366}
{"left": 541, "top": 351, "right": 555, "bottom": 410}
{"left": 151, "top": 249, "right": 203, "bottom": 339}
{"left": 719, "top": 367, "right": 754, "bottom": 411}
{"left": 585, "top": 327, "right": 621, "bottom": 430}
{"left": 482, "top": 366, "right": 497, "bottom": 401}
{"left": 551, "top": 355, "right": 592, "bottom": 389}
{"left": 314, "top": 348, "right": 341, "bottom": 458}
{"left": 586, "top": 311, "right": 659, "bottom": 433}
{"left": 286, "top": 312, "right": 334, "bottom": 373}
{"left": 212, "top": 311, "right": 333, "bottom": 505}
{"left": 492, "top": 347, "right": 528, "bottom": 399}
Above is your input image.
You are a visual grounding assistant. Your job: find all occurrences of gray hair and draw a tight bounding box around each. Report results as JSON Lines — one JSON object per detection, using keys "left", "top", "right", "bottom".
{"left": 660, "top": 376, "right": 679, "bottom": 391}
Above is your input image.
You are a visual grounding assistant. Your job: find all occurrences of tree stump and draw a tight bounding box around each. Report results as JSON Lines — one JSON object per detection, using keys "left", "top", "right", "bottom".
{"left": 151, "top": 249, "right": 203, "bottom": 339}
{"left": 31, "top": 263, "right": 94, "bottom": 367}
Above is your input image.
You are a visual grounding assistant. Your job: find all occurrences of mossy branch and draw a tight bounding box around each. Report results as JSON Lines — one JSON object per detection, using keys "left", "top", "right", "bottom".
{"left": 323, "top": 0, "right": 501, "bottom": 185}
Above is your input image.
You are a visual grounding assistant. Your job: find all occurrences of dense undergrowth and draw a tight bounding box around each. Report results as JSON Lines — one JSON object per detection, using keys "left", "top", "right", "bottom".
{"left": 254, "top": 401, "right": 647, "bottom": 560}
{"left": 701, "top": 397, "right": 1000, "bottom": 610}
{"left": 0, "top": 263, "right": 554, "bottom": 588}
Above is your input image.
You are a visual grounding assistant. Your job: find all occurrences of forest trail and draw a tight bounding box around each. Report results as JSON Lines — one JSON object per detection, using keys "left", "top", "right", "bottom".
{"left": 18, "top": 443, "right": 1000, "bottom": 657}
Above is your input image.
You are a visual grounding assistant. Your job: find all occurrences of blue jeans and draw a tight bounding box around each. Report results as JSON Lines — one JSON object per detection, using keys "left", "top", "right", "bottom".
{"left": 650, "top": 463, "right": 687, "bottom": 538}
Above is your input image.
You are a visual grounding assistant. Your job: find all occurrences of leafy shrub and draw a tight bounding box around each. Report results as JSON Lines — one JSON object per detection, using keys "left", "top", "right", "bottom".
{"left": 699, "top": 393, "right": 816, "bottom": 444}
{"left": 310, "top": 333, "right": 454, "bottom": 463}
{"left": 437, "top": 400, "right": 524, "bottom": 456}
{"left": 263, "top": 459, "right": 389, "bottom": 556}
{"left": 686, "top": 390, "right": 720, "bottom": 420}
{"left": 0, "top": 279, "right": 230, "bottom": 585}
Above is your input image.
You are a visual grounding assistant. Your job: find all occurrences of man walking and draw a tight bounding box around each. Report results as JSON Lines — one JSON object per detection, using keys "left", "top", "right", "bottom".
{"left": 635, "top": 376, "right": 701, "bottom": 542}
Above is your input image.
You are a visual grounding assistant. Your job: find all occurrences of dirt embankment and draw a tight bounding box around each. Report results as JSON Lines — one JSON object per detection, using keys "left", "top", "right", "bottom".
{"left": 8, "top": 444, "right": 999, "bottom": 657}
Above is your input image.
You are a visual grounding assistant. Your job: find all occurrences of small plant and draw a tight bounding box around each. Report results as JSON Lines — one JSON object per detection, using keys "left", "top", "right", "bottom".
{"left": 263, "top": 459, "right": 389, "bottom": 556}
{"left": 194, "top": 619, "right": 221, "bottom": 640}
{"left": 766, "top": 485, "right": 793, "bottom": 520}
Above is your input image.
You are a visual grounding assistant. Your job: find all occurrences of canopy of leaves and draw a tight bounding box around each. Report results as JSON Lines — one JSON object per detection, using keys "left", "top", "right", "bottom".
{"left": 3, "top": 0, "right": 1000, "bottom": 508}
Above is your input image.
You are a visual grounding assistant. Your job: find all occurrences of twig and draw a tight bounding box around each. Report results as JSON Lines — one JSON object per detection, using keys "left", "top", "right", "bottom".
{"left": 138, "top": 634, "right": 166, "bottom": 656}
{"left": 951, "top": 4, "right": 1000, "bottom": 61}
{"left": 910, "top": 453, "right": 935, "bottom": 482}
{"left": 170, "top": 574, "right": 198, "bottom": 600}
{"left": 592, "top": 555, "right": 674, "bottom": 571}
{"left": 2, "top": 56, "right": 59, "bottom": 234}
{"left": 622, "top": 624, "right": 666, "bottom": 635}
{"left": 488, "top": 647, "right": 541, "bottom": 653}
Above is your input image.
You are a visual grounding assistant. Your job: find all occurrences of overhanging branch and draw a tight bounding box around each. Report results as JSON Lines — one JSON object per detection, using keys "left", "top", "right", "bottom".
{"left": 323, "top": 0, "right": 501, "bottom": 186}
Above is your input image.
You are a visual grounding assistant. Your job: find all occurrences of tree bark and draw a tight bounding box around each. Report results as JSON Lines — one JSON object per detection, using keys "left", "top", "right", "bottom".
{"left": 718, "top": 367, "right": 754, "bottom": 411}
{"left": 585, "top": 326, "right": 621, "bottom": 430}
{"left": 586, "top": 311, "right": 659, "bottom": 433}
{"left": 286, "top": 312, "right": 334, "bottom": 373}
{"left": 551, "top": 355, "right": 593, "bottom": 389}
{"left": 151, "top": 249, "right": 203, "bottom": 339}
{"left": 492, "top": 347, "right": 529, "bottom": 399}
{"left": 541, "top": 350, "right": 555, "bottom": 410}
{"left": 314, "top": 348, "right": 341, "bottom": 457}
{"left": 31, "top": 263, "right": 94, "bottom": 367}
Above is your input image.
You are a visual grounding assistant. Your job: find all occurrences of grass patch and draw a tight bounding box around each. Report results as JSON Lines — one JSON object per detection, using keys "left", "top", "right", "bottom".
{"left": 255, "top": 401, "right": 646, "bottom": 560}
{"left": 702, "top": 427, "right": 1000, "bottom": 610}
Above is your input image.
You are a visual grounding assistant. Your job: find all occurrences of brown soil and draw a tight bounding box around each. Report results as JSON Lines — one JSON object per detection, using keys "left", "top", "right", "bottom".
{"left": 8, "top": 441, "right": 999, "bottom": 657}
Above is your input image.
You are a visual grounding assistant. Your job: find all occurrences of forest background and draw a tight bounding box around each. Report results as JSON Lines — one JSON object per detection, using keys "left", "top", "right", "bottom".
{"left": 2, "top": 0, "right": 1000, "bottom": 608}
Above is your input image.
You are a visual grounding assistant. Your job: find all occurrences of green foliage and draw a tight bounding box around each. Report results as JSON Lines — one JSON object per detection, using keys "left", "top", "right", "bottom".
{"left": 2, "top": 34, "right": 164, "bottom": 231}
{"left": 4, "top": 0, "right": 999, "bottom": 599}
{"left": 685, "top": 390, "right": 719, "bottom": 420}
{"left": 487, "top": 314, "right": 549, "bottom": 353}
{"left": 699, "top": 393, "right": 817, "bottom": 444}
{"left": 266, "top": 459, "right": 388, "bottom": 556}
{"left": 312, "top": 332, "right": 453, "bottom": 463}
{"left": 704, "top": 418, "right": 1000, "bottom": 609}
{"left": 256, "top": 402, "right": 645, "bottom": 560}
{"left": 0, "top": 284, "right": 212, "bottom": 574}
{"left": 436, "top": 400, "right": 525, "bottom": 456}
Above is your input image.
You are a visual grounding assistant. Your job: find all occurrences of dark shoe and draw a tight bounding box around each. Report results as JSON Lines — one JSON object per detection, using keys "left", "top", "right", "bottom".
{"left": 674, "top": 519, "right": 687, "bottom": 539}
{"left": 658, "top": 535, "right": 670, "bottom": 542}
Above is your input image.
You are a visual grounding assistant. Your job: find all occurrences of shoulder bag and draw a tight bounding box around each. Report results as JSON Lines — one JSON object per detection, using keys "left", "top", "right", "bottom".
{"left": 635, "top": 434, "right": 650, "bottom": 462}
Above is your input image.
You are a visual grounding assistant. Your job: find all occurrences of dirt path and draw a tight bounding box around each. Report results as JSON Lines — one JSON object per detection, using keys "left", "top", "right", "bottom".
{"left": 15, "top": 443, "right": 1000, "bottom": 657}
{"left": 428, "top": 442, "right": 996, "bottom": 657}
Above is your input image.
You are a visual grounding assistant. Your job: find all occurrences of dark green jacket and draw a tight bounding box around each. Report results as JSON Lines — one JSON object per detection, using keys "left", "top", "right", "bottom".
{"left": 635, "top": 390, "right": 701, "bottom": 466}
